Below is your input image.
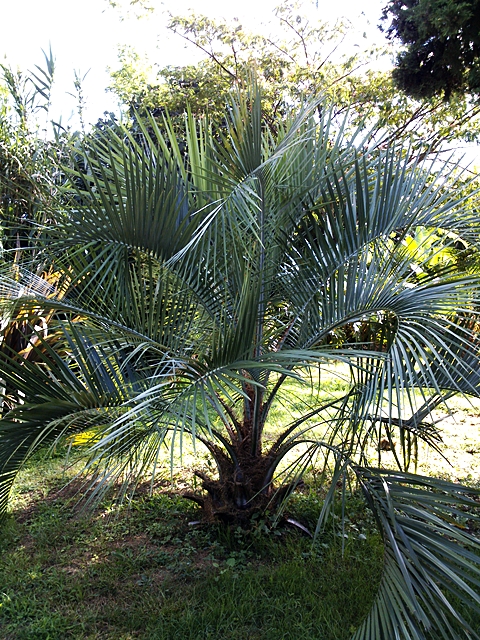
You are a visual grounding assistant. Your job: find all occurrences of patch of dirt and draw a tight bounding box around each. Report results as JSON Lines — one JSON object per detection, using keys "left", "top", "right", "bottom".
{"left": 376, "top": 403, "right": 480, "bottom": 483}
{"left": 419, "top": 410, "right": 480, "bottom": 482}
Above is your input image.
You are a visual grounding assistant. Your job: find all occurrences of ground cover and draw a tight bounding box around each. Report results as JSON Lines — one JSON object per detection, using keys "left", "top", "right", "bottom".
{"left": 1, "top": 451, "right": 384, "bottom": 640}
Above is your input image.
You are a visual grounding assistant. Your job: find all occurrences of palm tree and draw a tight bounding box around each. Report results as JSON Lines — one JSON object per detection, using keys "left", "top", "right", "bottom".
{"left": 1, "top": 87, "right": 480, "bottom": 639}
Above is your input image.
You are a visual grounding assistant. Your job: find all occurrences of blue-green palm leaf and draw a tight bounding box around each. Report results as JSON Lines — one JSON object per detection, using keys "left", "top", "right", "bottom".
{"left": 1, "top": 86, "right": 480, "bottom": 640}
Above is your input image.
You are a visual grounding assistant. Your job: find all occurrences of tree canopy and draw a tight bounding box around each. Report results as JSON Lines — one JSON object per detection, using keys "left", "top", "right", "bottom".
{"left": 382, "top": 0, "right": 480, "bottom": 100}
{"left": 108, "top": 4, "right": 369, "bottom": 123}
{"left": 107, "top": 2, "right": 480, "bottom": 153}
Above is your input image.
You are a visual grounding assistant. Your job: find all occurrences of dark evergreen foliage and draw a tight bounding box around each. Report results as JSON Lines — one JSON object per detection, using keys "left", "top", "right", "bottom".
{"left": 382, "top": 0, "right": 480, "bottom": 99}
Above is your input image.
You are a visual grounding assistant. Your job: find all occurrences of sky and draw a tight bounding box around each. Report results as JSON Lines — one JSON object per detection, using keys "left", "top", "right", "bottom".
{"left": 0, "top": 0, "right": 389, "bottom": 127}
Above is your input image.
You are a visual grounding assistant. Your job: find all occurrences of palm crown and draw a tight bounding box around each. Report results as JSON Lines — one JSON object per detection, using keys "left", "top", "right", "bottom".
{"left": 1, "top": 87, "right": 480, "bottom": 639}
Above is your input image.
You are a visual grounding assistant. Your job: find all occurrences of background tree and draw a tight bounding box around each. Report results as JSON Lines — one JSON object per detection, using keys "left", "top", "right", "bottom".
{"left": 107, "top": 1, "right": 480, "bottom": 155}
{"left": 381, "top": 0, "right": 480, "bottom": 100}
{"left": 109, "top": 4, "right": 379, "bottom": 125}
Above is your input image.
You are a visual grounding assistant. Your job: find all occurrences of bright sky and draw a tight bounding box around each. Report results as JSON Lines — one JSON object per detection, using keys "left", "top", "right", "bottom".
{"left": 1, "top": 0, "right": 389, "bottom": 127}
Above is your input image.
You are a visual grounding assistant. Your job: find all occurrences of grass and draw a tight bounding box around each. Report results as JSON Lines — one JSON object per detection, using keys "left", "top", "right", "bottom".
{"left": 268, "top": 367, "right": 480, "bottom": 483}
{"left": 0, "top": 452, "right": 384, "bottom": 640}
{"left": 2, "top": 373, "right": 480, "bottom": 639}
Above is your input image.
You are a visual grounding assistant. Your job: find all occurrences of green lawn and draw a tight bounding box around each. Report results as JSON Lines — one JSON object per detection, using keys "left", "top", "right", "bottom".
{"left": 1, "top": 377, "right": 480, "bottom": 639}
{"left": 1, "top": 452, "right": 384, "bottom": 640}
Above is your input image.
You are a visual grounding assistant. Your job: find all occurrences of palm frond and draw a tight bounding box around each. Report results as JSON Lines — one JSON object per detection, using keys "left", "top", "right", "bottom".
{"left": 354, "top": 468, "right": 480, "bottom": 640}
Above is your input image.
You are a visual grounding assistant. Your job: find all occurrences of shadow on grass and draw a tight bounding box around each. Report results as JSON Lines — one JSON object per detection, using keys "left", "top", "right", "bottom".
{"left": 2, "top": 451, "right": 478, "bottom": 640}
{"left": 0, "top": 465, "right": 384, "bottom": 640}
